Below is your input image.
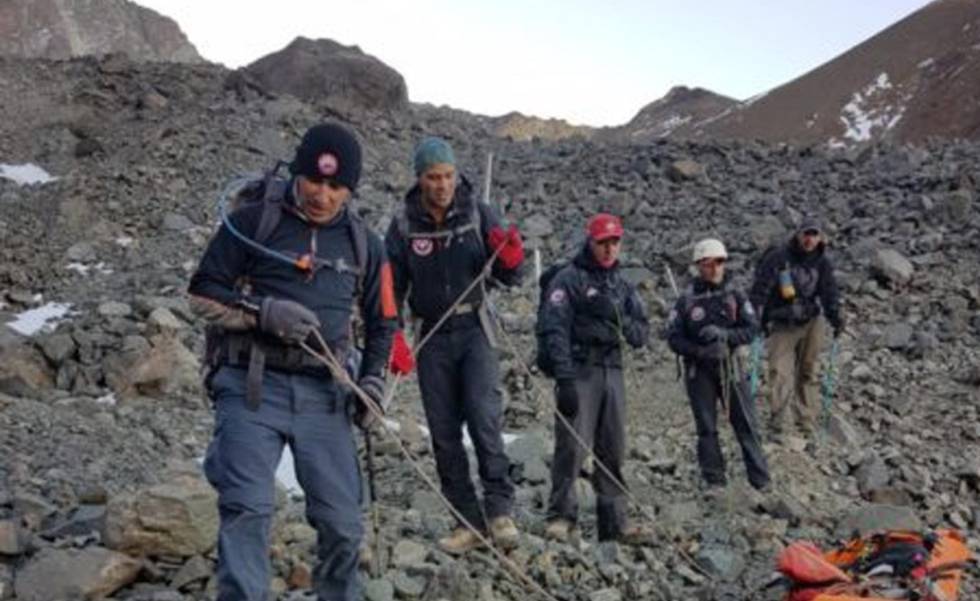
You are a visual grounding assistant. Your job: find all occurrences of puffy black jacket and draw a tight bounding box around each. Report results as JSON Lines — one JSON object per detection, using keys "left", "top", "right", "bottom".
{"left": 188, "top": 184, "right": 396, "bottom": 379}
{"left": 666, "top": 276, "right": 759, "bottom": 365}
{"left": 536, "top": 244, "right": 649, "bottom": 381}
{"left": 385, "top": 177, "right": 523, "bottom": 323}
{"left": 749, "top": 236, "right": 841, "bottom": 330}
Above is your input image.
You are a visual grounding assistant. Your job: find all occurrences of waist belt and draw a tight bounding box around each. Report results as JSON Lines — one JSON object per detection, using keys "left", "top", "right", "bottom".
{"left": 221, "top": 333, "right": 332, "bottom": 409}
{"left": 419, "top": 303, "right": 480, "bottom": 331}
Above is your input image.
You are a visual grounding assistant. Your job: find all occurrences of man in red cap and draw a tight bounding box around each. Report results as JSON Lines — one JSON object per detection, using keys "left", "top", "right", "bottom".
{"left": 536, "top": 213, "right": 650, "bottom": 543}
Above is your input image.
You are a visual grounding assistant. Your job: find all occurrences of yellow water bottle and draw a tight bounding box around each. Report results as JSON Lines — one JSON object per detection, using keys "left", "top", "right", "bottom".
{"left": 778, "top": 266, "right": 796, "bottom": 301}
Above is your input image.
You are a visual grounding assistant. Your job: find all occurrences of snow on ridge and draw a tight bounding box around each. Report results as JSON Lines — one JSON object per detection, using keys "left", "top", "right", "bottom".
{"left": 6, "top": 302, "right": 72, "bottom": 336}
{"left": 0, "top": 163, "right": 58, "bottom": 186}
{"left": 839, "top": 72, "right": 905, "bottom": 143}
{"left": 918, "top": 57, "right": 935, "bottom": 69}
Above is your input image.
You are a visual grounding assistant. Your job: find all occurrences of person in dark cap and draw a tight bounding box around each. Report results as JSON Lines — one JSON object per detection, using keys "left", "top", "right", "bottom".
{"left": 536, "top": 213, "right": 651, "bottom": 544}
{"left": 749, "top": 216, "right": 843, "bottom": 439}
{"left": 188, "top": 122, "right": 397, "bottom": 601}
{"left": 385, "top": 136, "right": 526, "bottom": 554}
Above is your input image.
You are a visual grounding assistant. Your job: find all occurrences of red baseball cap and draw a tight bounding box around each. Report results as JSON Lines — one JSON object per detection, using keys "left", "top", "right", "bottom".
{"left": 587, "top": 213, "right": 624, "bottom": 241}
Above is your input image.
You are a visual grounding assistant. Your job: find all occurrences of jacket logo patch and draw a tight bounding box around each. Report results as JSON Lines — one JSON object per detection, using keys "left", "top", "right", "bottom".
{"left": 549, "top": 288, "right": 567, "bottom": 305}
{"left": 586, "top": 287, "right": 598, "bottom": 298}
{"left": 411, "top": 239, "right": 434, "bottom": 257}
{"left": 690, "top": 306, "right": 706, "bottom": 322}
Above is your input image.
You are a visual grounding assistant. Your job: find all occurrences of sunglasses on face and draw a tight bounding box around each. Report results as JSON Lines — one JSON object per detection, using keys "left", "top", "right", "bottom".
{"left": 802, "top": 229, "right": 821, "bottom": 237}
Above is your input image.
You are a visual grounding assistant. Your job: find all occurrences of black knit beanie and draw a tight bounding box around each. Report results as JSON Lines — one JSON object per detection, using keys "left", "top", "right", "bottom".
{"left": 288, "top": 122, "right": 362, "bottom": 191}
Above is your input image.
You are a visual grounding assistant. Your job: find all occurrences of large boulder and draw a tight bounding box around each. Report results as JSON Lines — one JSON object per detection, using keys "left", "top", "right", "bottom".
{"left": 244, "top": 37, "right": 408, "bottom": 112}
{"left": 13, "top": 547, "right": 141, "bottom": 601}
{"left": 0, "top": 0, "right": 202, "bottom": 62}
{"left": 103, "top": 473, "right": 218, "bottom": 557}
{"left": 102, "top": 333, "right": 200, "bottom": 398}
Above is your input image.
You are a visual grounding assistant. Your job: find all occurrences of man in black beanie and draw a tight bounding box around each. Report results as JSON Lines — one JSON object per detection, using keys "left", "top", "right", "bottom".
{"left": 189, "top": 122, "right": 397, "bottom": 601}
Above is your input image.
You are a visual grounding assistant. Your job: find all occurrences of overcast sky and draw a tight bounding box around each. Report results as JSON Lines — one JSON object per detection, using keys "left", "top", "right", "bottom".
{"left": 136, "top": 0, "right": 932, "bottom": 127}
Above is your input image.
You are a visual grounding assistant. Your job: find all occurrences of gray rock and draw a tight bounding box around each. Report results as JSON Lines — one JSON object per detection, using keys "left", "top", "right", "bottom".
{"left": 391, "top": 539, "right": 427, "bottom": 568}
{"left": 66, "top": 242, "right": 97, "bottom": 263}
{"left": 826, "top": 413, "right": 862, "bottom": 448}
{"left": 98, "top": 301, "right": 133, "bottom": 318}
{"left": 392, "top": 571, "right": 426, "bottom": 598}
{"left": 855, "top": 453, "right": 890, "bottom": 497}
{"left": 872, "top": 248, "right": 914, "bottom": 285}
{"left": 162, "top": 213, "right": 196, "bottom": 232}
{"left": 148, "top": 307, "right": 184, "bottom": 331}
{"left": 38, "top": 333, "right": 76, "bottom": 365}
{"left": 170, "top": 554, "right": 211, "bottom": 590}
{"left": 365, "top": 578, "right": 395, "bottom": 601}
{"left": 836, "top": 504, "right": 922, "bottom": 537}
{"left": 13, "top": 547, "right": 141, "bottom": 601}
{"left": 588, "top": 587, "right": 622, "bottom": 601}
{"left": 40, "top": 504, "right": 106, "bottom": 539}
{"left": 667, "top": 159, "right": 705, "bottom": 182}
{"left": 522, "top": 213, "right": 555, "bottom": 238}
{"left": 0, "top": 519, "right": 29, "bottom": 555}
{"left": 696, "top": 545, "right": 746, "bottom": 580}
{"left": 880, "top": 323, "right": 914, "bottom": 350}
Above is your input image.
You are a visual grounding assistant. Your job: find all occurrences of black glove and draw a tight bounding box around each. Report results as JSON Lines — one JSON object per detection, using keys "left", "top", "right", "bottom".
{"left": 354, "top": 375, "right": 385, "bottom": 431}
{"left": 699, "top": 325, "right": 730, "bottom": 344}
{"left": 555, "top": 379, "right": 579, "bottom": 420}
{"left": 587, "top": 295, "right": 620, "bottom": 322}
{"left": 259, "top": 298, "right": 321, "bottom": 344}
{"left": 695, "top": 341, "right": 728, "bottom": 361}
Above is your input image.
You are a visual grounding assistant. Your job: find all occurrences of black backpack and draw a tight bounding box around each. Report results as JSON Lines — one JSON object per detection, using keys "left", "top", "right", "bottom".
{"left": 533, "top": 261, "right": 570, "bottom": 378}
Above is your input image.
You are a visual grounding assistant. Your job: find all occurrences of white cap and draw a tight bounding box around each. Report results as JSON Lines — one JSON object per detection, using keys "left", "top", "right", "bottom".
{"left": 692, "top": 238, "right": 728, "bottom": 262}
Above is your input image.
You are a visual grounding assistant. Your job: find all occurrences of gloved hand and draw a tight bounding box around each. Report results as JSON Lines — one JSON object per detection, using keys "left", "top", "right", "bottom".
{"left": 768, "top": 303, "right": 810, "bottom": 324}
{"left": 699, "top": 325, "right": 730, "bottom": 344}
{"left": 388, "top": 330, "right": 415, "bottom": 375}
{"left": 555, "top": 378, "right": 579, "bottom": 420}
{"left": 355, "top": 375, "right": 386, "bottom": 431}
{"left": 695, "top": 341, "right": 728, "bottom": 361}
{"left": 487, "top": 225, "right": 524, "bottom": 270}
{"left": 587, "top": 294, "right": 620, "bottom": 323}
{"left": 259, "top": 298, "right": 321, "bottom": 344}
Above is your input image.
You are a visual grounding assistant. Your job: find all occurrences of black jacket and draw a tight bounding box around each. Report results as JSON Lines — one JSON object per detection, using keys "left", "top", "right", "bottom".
{"left": 188, "top": 184, "right": 396, "bottom": 379}
{"left": 666, "top": 276, "right": 759, "bottom": 365}
{"left": 748, "top": 236, "right": 841, "bottom": 330}
{"left": 537, "top": 244, "right": 650, "bottom": 381}
{"left": 385, "top": 177, "right": 523, "bottom": 323}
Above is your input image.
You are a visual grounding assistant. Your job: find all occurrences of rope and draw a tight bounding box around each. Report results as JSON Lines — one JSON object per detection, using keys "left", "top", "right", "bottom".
{"left": 492, "top": 312, "right": 712, "bottom": 579}
{"left": 300, "top": 331, "right": 565, "bottom": 601}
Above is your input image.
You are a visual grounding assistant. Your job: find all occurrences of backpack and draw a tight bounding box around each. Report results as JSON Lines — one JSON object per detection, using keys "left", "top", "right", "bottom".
{"left": 533, "top": 261, "right": 571, "bottom": 378}
{"left": 204, "top": 161, "right": 370, "bottom": 386}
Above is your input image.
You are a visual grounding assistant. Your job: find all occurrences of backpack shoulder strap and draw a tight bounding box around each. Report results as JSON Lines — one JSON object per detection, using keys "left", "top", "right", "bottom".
{"left": 347, "top": 209, "right": 370, "bottom": 300}
{"left": 252, "top": 165, "right": 289, "bottom": 245}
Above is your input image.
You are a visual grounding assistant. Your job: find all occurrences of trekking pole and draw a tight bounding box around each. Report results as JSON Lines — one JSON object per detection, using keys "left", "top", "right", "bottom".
{"left": 665, "top": 264, "right": 680, "bottom": 297}
{"left": 749, "top": 337, "right": 763, "bottom": 400}
{"left": 300, "top": 332, "right": 566, "bottom": 601}
{"left": 820, "top": 339, "right": 840, "bottom": 439}
{"left": 363, "top": 430, "right": 381, "bottom": 576}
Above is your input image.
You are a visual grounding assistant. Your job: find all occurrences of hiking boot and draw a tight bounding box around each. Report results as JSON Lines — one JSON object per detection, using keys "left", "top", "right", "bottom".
{"left": 617, "top": 524, "right": 654, "bottom": 546}
{"left": 489, "top": 516, "right": 520, "bottom": 550}
{"left": 544, "top": 519, "right": 573, "bottom": 542}
{"left": 438, "top": 527, "right": 484, "bottom": 555}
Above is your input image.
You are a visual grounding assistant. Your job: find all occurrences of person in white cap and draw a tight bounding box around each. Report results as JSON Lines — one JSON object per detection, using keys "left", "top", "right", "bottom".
{"left": 666, "top": 238, "right": 770, "bottom": 493}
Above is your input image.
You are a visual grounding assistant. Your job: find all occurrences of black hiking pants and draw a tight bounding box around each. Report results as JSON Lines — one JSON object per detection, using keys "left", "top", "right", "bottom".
{"left": 686, "top": 359, "right": 770, "bottom": 489}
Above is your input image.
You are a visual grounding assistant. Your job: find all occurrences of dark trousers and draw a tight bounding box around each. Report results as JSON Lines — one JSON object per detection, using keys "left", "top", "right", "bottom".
{"left": 416, "top": 322, "right": 514, "bottom": 530}
{"left": 204, "top": 366, "right": 362, "bottom": 601}
{"left": 547, "top": 364, "right": 628, "bottom": 541}
{"left": 685, "top": 360, "right": 770, "bottom": 489}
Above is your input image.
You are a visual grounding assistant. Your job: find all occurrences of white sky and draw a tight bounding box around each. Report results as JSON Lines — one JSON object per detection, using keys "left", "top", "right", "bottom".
{"left": 135, "top": 0, "right": 932, "bottom": 127}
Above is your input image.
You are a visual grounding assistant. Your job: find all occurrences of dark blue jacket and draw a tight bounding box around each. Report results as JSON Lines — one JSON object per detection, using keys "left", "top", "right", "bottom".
{"left": 188, "top": 184, "right": 396, "bottom": 380}
{"left": 537, "top": 244, "right": 649, "bottom": 381}
{"left": 385, "top": 177, "right": 522, "bottom": 323}
{"left": 749, "top": 236, "right": 841, "bottom": 330}
{"left": 666, "top": 276, "right": 759, "bottom": 365}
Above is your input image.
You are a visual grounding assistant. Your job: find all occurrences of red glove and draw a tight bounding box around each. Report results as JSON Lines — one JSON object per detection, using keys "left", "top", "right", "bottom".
{"left": 487, "top": 225, "right": 524, "bottom": 270}
{"left": 389, "top": 330, "right": 415, "bottom": 376}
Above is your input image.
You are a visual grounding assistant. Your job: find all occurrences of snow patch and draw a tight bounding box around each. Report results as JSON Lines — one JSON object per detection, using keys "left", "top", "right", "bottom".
{"left": 0, "top": 163, "right": 58, "bottom": 186}
{"left": 95, "top": 393, "right": 118, "bottom": 407}
{"left": 917, "top": 57, "right": 935, "bottom": 69}
{"left": 66, "top": 262, "right": 113, "bottom": 276}
{"left": 838, "top": 72, "right": 905, "bottom": 143}
{"left": 6, "top": 302, "right": 72, "bottom": 336}
{"left": 115, "top": 236, "right": 135, "bottom": 248}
